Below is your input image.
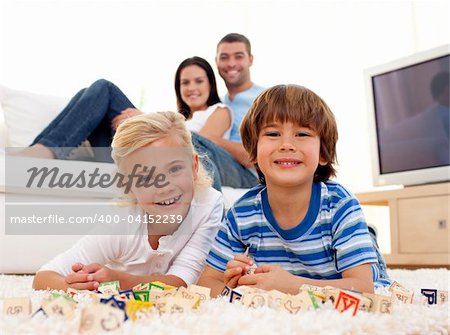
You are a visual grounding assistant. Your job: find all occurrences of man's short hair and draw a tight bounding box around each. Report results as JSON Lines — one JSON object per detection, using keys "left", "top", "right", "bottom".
{"left": 217, "top": 33, "right": 252, "bottom": 55}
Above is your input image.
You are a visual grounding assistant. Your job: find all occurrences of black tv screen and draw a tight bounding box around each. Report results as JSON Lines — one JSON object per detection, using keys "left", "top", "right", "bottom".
{"left": 372, "top": 54, "right": 449, "bottom": 175}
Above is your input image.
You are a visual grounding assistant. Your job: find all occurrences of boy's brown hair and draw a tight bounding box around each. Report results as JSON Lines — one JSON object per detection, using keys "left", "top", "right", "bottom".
{"left": 240, "top": 84, "right": 338, "bottom": 183}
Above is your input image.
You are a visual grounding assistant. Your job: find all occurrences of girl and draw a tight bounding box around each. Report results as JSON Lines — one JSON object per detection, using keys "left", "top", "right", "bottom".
{"left": 32, "top": 111, "right": 224, "bottom": 291}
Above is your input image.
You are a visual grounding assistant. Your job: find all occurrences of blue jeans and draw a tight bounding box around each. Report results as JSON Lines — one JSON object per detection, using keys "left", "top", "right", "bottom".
{"left": 191, "top": 132, "right": 259, "bottom": 189}
{"left": 32, "top": 79, "right": 135, "bottom": 162}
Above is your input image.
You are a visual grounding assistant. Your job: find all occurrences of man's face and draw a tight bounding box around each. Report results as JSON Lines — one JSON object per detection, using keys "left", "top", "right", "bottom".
{"left": 216, "top": 42, "right": 253, "bottom": 89}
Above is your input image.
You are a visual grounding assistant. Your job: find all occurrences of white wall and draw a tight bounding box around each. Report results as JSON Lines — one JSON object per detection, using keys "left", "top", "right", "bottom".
{"left": 0, "top": 0, "right": 449, "bottom": 193}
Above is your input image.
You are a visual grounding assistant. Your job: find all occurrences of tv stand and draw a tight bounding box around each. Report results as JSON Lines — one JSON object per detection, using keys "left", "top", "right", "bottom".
{"left": 356, "top": 182, "right": 449, "bottom": 268}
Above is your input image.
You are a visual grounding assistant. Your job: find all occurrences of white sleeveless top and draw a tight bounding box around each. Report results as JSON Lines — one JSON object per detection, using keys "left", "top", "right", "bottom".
{"left": 185, "top": 103, "right": 232, "bottom": 140}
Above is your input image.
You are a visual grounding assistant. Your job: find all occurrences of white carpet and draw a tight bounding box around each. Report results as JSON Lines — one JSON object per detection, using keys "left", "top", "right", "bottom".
{"left": 0, "top": 269, "right": 449, "bottom": 335}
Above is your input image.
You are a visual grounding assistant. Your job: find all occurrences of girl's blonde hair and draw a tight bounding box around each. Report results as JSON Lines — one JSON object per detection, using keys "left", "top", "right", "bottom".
{"left": 111, "top": 111, "right": 211, "bottom": 190}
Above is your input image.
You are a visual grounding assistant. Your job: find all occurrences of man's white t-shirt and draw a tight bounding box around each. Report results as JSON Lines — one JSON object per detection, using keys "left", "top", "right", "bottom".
{"left": 38, "top": 186, "right": 224, "bottom": 285}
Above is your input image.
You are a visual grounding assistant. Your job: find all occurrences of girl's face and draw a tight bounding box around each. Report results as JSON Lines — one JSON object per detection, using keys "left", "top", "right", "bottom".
{"left": 257, "top": 121, "right": 327, "bottom": 189}
{"left": 179, "top": 65, "right": 211, "bottom": 112}
{"left": 121, "top": 135, "right": 198, "bottom": 231}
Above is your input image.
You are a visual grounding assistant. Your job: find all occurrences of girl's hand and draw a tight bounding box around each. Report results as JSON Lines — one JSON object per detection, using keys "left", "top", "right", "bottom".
{"left": 65, "top": 264, "right": 99, "bottom": 291}
{"left": 224, "top": 254, "right": 254, "bottom": 288}
{"left": 79, "top": 263, "right": 119, "bottom": 284}
{"left": 237, "top": 265, "right": 299, "bottom": 293}
{"left": 71, "top": 262, "right": 86, "bottom": 273}
{"left": 64, "top": 263, "right": 117, "bottom": 291}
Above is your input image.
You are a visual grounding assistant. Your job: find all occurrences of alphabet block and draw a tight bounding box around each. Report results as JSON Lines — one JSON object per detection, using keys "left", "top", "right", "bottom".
{"left": 3, "top": 297, "right": 31, "bottom": 317}
{"left": 79, "top": 304, "right": 124, "bottom": 334}
{"left": 241, "top": 291, "right": 269, "bottom": 308}
{"left": 187, "top": 284, "right": 211, "bottom": 301}
{"left": 125, "top": 300, "right": 154, "bottom": 321}
{"left": 421, "top": 288, "right": 438, "bottom": 305}
{"left": 133, "top": 290, "right": 150, "bottom": 302}
{"left": 335, "top": 291, "right": 360, "bottom": 316}
{"left": 437, "top": 290, "right": 448, "bottom": 304}
{"left": 389, "top": 281, "right": 414, "bottom": 304}
{"left": 42, "top": 296, "right": 76, "bottom": 319}
{"left": 281, "top": 291, "right": 317, "bottom": 314}
{"left": 98, "top": 281, "right": 121, "bottom": 296}
{"left": 362, "top": 292, "right": 393, "bottom": 314}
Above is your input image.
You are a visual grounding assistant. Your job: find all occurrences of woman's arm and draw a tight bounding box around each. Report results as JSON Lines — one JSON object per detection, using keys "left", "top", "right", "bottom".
{"left": 198, "top": 106, "right": 252, "bottom": 166}
{"left": 198, "top": 106, "right": 231, "bottom": 139}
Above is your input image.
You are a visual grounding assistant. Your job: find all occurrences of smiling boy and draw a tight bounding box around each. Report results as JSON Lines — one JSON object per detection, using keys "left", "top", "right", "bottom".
{"left": 198, "top": 84, "right": 391, "bottom": 296}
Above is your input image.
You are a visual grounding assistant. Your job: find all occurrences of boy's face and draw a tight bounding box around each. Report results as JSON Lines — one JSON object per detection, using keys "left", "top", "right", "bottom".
{"left": 121, "top": 136, "right": 198, "bottom": 227}
{"left": 216, "top": 42, "right": 253, "bottom": 89}
{"left": 256, "top": 121, "right": 327, "bottom": 188}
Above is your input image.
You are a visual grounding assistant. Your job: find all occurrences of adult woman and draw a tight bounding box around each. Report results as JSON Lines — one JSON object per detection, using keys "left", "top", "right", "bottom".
{"left": 24, "top": 56, "right": 231, "bottom": 189}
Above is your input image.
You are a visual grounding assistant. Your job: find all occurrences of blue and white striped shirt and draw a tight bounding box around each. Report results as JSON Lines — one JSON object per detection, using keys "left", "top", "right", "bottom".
{"left": 206, "top": 181, "right": 391, "bottom": 287}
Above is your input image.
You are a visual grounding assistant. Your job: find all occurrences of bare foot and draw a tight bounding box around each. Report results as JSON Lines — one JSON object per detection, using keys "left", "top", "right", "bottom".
{"left": 11, "top": 144, "right": 55, "bottom": 159}
{"left": 112, "top": 108, "right": 143, "bottom": 129}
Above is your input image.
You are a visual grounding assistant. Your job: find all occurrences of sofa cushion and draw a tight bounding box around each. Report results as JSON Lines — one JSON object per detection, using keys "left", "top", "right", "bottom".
{"left": 0, "top": 85, "right": 69, "bottom": 147}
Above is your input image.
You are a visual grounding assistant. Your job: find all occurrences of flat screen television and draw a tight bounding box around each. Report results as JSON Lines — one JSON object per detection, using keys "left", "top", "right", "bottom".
{"left": 365, "top": 44, "right": 449, "bottom": 187}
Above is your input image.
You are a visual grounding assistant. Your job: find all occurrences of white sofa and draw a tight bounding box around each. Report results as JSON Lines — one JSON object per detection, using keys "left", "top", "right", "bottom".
{"left": 0, "top": 84, "right": 247, "bottom": 274}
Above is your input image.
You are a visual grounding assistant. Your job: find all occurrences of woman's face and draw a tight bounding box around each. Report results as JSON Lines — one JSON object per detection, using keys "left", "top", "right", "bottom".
{"left": 179, "top": 64, "right": 211, "bottom": 112}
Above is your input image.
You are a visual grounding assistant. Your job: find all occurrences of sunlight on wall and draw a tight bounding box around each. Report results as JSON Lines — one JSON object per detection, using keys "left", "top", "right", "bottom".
{"left": 0, "top": 0, "right": 449, "bottom": 193}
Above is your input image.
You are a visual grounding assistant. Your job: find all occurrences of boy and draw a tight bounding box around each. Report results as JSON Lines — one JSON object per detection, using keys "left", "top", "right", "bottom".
{"left": 198, "top": 84, "right": 390, "bottom": 296}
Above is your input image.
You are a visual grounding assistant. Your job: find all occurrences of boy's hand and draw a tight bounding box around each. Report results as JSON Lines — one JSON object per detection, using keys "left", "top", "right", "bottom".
{"left": 237, "top": 265, "right": 298, "bottom": 293}
{"left": 224, "top": 254, "right": 254, "bottom": 288}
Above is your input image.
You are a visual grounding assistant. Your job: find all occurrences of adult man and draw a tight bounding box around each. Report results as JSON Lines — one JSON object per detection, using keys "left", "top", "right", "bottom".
{"left": 191, "top": 33, "right": 265, "bottom": 189}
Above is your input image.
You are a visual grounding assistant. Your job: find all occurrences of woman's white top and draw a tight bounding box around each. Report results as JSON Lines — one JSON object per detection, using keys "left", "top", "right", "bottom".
{"left": 38, "top": 187, "right": 224, "bottom": 285}
{"left": 185, "top": 103, "right": 232, "bottom": 140}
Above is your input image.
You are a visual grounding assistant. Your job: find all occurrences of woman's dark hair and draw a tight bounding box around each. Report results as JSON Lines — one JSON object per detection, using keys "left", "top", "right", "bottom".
{"left": 174, "top": 56, "right": 221, "bottom": 119}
